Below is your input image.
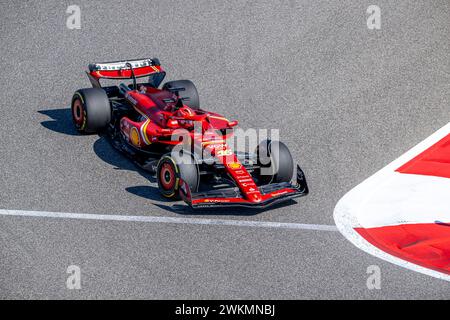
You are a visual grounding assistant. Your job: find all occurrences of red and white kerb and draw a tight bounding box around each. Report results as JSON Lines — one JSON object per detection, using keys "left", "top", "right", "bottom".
{"left": 334, "top": 123, "right": 450, "bottom": 281}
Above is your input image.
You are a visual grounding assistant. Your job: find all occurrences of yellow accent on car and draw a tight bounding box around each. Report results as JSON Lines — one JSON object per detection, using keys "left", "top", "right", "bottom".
{"left": 162, "top": 192, "right": 175, "bottom": 198}
{"left": 202, "top": 140, "right": 225, "bottom": 146}
{"left": 141, "top": 120, "right": 152, "bottom": 145}
{"left": 81, "top": 110, "right": 87, "bottom": 130}
{"left": 227, "top": 162, "right": 242, "bottom": 170}
{"left": 130, "top": 127, "right": 140, "bottom": 146}
{"left": 74, "top": 92, "right": 84, "bottom": 104}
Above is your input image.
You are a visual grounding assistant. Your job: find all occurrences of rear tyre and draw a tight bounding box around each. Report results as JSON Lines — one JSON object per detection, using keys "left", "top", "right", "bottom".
{"left": 255, "top": 140, "right": 294, "bottom": 184}
{"left": 162, "top": 80, "right": 200, "bottom": 109}
{"left": 71, "top": 88, "right": 111, "bottom": 133}
{"left": 156, "top": 152, "right": 200, "bottom": 199}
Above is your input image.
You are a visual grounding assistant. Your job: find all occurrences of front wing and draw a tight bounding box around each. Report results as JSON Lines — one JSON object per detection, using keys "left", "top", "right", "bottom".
{"left": 179, "top": 165, "right": 309, "bottom": 209}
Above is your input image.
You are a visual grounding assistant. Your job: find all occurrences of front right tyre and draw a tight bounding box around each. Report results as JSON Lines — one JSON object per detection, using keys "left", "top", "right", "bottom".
{"left": 255, "top": 140, "right": 294, "bottom": 184}
{"left": 162, "top": 80, "right": 200, "bottom": 109}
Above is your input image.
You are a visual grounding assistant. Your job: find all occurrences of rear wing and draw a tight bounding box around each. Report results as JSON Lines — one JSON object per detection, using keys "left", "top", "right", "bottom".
{"left": 86, "top": 58, "right": 165, "bottom": 88}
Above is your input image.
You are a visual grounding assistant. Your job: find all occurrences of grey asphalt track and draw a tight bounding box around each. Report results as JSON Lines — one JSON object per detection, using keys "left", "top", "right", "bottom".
{"left": 0, "top": 0, "right": 449, "bottom": 299}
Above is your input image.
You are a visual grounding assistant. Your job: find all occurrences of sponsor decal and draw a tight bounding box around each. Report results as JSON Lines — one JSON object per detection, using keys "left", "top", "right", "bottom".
{"left": 92, "top": 59, "right": 154, "bottom": 71}
{"left": 227, "top": 162, "right": 242, "bottom": 170}
{"left": 241, "top": 182, "right": 256, "bottom": 187}
{"left": 130, "top": 127, "right": 140, "bottom": 146}
{"left": 270, "top": 190, "right": 289, "bottom": 197}
{"left": 202, "top": 199, "right": 230, "bottom": 203}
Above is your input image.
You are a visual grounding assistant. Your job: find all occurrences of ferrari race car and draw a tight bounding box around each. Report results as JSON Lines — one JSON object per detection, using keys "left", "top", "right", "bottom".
{"left": 71, "top": 58, "right": 308, "bottom": 208}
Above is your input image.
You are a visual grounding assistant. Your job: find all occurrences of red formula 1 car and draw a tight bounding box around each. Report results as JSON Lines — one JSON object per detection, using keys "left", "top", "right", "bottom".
{"left": 71, "top": 58, "right": 308, "bottom": 208}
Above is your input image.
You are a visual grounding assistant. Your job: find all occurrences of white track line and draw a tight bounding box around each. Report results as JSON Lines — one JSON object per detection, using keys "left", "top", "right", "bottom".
{"left": 0, "top": 209, "right": 338, "bottom": 232}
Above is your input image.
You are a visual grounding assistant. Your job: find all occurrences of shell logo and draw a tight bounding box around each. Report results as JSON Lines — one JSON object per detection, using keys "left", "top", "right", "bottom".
{"left": 130, "top": 127, "right": 140, "bottom": 146}
{"left": 227, "top": 162, "right": 242, "bottom": 170}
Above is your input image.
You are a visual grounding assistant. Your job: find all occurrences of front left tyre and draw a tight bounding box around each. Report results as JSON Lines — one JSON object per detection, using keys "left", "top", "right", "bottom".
{"left": 156, "top": 152, "right": 200, "bottom": 199}
{"left": 71, "top": 88, "right": 111, "bottom": 133}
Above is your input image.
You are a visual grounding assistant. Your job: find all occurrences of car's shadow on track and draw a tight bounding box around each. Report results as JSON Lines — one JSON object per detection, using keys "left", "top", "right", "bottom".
{"left": 125, "top": 185, "right": 165, "bottom": 202}
{"left": 125, "top": 185, "right": 297, "bottom": 216}
{"left": 39, "top": 108, "right": 298, "bottom": 216}
{"left": 39, "top": 107, "right": 158, "bottom": 190}
{"left": 39, "top": 109, "right": 79, "bottom": 136}
{"left": 92, "top": 136, "right": 160, "bottom": 184}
